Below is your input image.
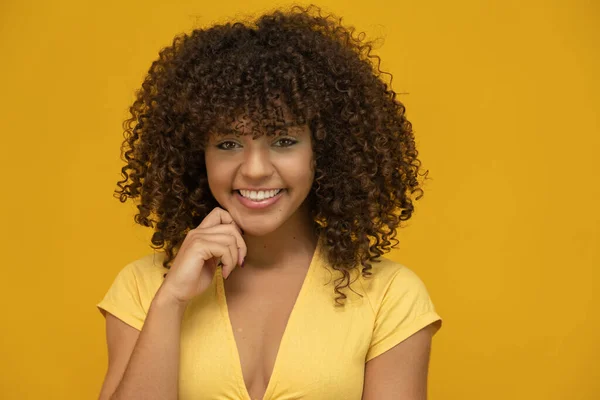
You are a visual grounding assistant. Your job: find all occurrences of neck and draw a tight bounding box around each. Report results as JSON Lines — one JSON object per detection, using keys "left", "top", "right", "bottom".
{"left": 242, "top": 205, "right": 319, "bottom": 270}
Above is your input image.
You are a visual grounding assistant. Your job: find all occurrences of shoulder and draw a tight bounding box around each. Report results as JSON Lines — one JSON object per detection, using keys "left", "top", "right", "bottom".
{"left": 97, "top": 252, "right": 169, "bottom": 330}
{"left": 359, "top": 257, "right": 442, "bottom": 362}
{"left": 125, "top": 252, "right": 168, "bottom": 281}
{"left": 119, "top": 252, "right": 169, "bottom": 299}
{"left": 358, "top": 257, "right": 430, "bottom": 307}
{"left": 358, "top": 257, "right": 431, "bottom": 313}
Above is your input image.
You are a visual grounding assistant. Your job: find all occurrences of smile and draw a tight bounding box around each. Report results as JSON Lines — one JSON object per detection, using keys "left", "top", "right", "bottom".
{"left": 235, "top": 189, "right": 285, "bottom": 209}
{"left": 238, "top": 189, "right": 282, "bottom": 201}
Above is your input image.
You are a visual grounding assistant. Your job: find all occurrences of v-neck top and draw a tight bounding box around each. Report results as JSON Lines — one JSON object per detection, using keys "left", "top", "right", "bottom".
{"left": 97, "top": 243, "right": 442, "bottom": 399}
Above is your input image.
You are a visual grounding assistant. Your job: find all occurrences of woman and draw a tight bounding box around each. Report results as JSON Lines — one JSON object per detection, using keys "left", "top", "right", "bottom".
{"left": 97, "top": 4, "right": 442, "bottom": 399}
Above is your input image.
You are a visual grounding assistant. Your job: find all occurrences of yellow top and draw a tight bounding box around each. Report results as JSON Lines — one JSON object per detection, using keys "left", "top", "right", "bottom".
{"left": 97, "top": 242, "right": 442, "bottom": 399}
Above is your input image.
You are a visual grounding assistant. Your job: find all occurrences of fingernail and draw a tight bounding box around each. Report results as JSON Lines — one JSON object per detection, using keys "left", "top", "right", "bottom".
{"left": 241, "top": 259, "right": 245, "bottom": 268}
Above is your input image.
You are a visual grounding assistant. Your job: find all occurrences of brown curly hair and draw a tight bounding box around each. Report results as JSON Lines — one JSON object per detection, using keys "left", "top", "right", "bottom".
{"left": 115, "top": 4, "right": 428, "bottom": 305}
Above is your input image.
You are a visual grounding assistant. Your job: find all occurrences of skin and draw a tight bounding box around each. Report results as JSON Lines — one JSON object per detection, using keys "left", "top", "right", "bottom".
{"left": 99, "top": 104, "right": 435, "bottom": 399}
{"left": 205, "top": 111, "right": 436, "bottom": 399}
{"left": 362, "top": 323, "right": 439, "bottom": 400}
{"left": 204, "top": 112, "right": 318, "bottom": 272}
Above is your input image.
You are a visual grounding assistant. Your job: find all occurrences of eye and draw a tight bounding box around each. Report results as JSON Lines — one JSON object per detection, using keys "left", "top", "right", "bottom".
{"left": 216, "top": 141, "right": 241, "bottom": 150}
{"left": 273, "top": 137, "right": 298, "bottom": 148}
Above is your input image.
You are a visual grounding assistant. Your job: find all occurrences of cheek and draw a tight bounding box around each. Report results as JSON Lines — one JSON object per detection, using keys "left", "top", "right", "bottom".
{"left": 278, "top": 152, "right": 314, "bottom": 189}
{"left": 205, "top": 155, "right": 232, "bottom": 192}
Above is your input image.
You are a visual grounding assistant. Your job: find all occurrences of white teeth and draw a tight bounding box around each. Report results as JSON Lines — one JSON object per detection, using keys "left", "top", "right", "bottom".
{"left": 239, "top": 189, "right": 282, "bottom": 201}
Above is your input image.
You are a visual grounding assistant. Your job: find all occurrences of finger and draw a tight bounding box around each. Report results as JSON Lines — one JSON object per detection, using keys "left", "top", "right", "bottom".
{"left": 230, "top": 219, "right": 244, "bottom": 236}
{"left": 198, "top": 233, "right": 241, "bottom": 271}
{"left": 197, "top": 224, "right": 246, "bottom": 265}
{"left": 222, "top": 242, "right": 238, "bottom": 280}
{"left": 197, "top": 207, "right": 235, "bottom": 229}
{"left": 196, "top": 240, "right": 235, "bottom": 274}
{"left": 197, "top": 233, "right": 238, "bottom": 278}
{"left": 230, "top": 220, "right": 243, "bottom": 236}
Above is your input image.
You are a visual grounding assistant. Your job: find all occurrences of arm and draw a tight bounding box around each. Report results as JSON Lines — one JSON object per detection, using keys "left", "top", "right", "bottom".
{"left": 97, "top": 207, "right": 245, "bottom": 399}
{"left": 98, "top": 287, "right": 188, "bottom": 400}
{"left": 362, "top": 323, "right": 438, "bottom": 400}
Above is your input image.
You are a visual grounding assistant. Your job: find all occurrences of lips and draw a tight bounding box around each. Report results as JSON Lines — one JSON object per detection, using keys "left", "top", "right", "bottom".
{"left": 234, "top": 189, "right": 285, "bottom": 210}
{"left": 238, "top": 188, "right": 283, "bottom": 201}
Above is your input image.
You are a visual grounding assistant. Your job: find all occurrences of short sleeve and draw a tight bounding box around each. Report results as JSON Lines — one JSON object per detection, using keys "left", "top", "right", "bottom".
{"left": 96, "top": 256, "right": 165, "bottom": 331}
{"left": 365, "top": 266, "right": 442, "bottom": 362}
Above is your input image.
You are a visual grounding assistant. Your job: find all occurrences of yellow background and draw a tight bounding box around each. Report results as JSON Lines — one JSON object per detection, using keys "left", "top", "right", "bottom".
{"left": 1, "top": 0, "right": 598, "bottom": 399}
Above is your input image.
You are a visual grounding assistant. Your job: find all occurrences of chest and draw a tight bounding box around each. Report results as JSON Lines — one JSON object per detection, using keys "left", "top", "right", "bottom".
{"left": 177, "top": 265, "right": 370, "bottom": 400}
{"left": 224, "top": 272, "right": 305, "bottom": 400}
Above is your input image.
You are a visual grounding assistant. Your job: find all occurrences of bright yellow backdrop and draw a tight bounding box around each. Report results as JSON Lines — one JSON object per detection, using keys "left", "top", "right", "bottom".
{"left": 1, "top": 0, "right": 597, "bottom": 399}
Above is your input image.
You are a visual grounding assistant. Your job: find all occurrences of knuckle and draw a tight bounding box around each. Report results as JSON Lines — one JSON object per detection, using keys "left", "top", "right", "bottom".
{"left": 189, "top": 236, "right": 204, "bottom": 246}
{"left": 187, "top": 228, "right": 201, "bottom": 237}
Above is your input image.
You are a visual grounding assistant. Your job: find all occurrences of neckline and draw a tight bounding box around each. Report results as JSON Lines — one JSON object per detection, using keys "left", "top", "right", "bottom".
{"left": 216, "top": 242, "right": 322, "bottom": 400}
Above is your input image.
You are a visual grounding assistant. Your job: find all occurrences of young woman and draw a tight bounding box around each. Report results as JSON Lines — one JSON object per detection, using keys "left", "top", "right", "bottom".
{"left": 97, "top": 4, "right": 442, "bottom": 400}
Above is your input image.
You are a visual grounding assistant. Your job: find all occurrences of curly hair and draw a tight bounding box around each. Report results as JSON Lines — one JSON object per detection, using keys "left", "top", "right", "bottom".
{"left": 115, "top": 3, "right": 428, "bottom": 305}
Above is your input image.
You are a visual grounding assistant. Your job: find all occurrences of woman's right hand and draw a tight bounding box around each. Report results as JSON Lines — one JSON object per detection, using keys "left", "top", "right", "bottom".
{"left": 159, "top": 207, "right": 246, "bottom": 305}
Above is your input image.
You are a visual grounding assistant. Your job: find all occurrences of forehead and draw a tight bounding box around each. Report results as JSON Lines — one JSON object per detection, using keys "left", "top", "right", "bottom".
{"left": 209, "top": 95, "right": 308, "bottom": 138}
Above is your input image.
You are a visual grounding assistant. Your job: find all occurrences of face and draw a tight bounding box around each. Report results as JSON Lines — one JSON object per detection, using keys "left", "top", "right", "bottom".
{"left": 204, "top": 114, "right": 315, "bottom": 236}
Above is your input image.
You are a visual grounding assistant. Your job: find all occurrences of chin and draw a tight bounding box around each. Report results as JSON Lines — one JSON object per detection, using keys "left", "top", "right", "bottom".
{"left": 234, "top": 214, "right": 287, "bottom": 237}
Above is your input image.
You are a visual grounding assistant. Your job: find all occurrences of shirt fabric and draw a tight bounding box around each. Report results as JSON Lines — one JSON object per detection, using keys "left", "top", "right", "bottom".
{"left": 97, "top": 241, "right": 442, "bottom": 399}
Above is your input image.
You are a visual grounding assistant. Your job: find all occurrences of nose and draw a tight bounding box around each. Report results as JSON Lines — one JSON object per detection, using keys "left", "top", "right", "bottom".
{"left": 239, "top": 142, "right": 275, "bottom": 181}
